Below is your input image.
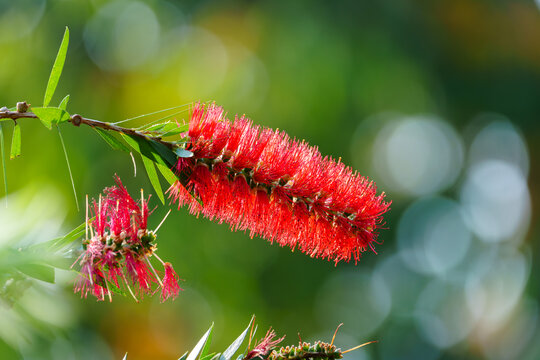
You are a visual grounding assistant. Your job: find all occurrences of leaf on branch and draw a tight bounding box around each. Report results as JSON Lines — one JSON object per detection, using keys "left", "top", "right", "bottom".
{"left": 142, "top": 121, "right": 189, "bottom": 137}
{"left": 141, "top": 154, "right": 164, "bottom": 204}
{"left": 0, "top": 123, "right": 7, "bottom": 202}
{"left": 149, "top": 140, "right": 177, "bottom": 167}
{"left": 187, "top": 324, "right": 214, "bottom": 360}
{"left": 10, "top": 122, "right": 21, "bottom": 159}
{"left": 120, "top": 134, "right": 179, "bottom": 203}
{"left": 94, "top": 127, "right": 130, "bottom": 152}
{"left": 30, "top": 220, "right": 87, "bottom": 252}
{"left": 15, "top": 263, "right": 55, "bottom": 283}
{"left": 156, "top": 162, "right": 177, "bottom": 185}
{"left": 200, "top": 323, "right": 215, "bottom": 360}
{"left": 58, "top": 94, "right": 70, "bottom": 110}
{"left": 220, "top": 316, "right": 255, "bottom": 360}
{"left": 43, "top": 27, "right": 69, "bottom": 107}
{"left": 32, "top": 107, "right": 71, "bottom": 130}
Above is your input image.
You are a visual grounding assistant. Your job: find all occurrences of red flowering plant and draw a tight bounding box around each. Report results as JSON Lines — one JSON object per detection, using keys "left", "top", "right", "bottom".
{"left": 0, "top": 27, "right": 385, "bottom": 356}
{"left": 73, "top": 176, "right": 181, "bottom": 302}
{"left": 168, "top": 103, "right": 390, "bottom": 264}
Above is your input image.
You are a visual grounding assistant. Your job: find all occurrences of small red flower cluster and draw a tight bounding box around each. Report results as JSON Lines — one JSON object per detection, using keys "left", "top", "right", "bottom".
{"left": 74, "top": 176, "right": 181, "bottom": 302}
{"left": 245, "top": 329, "right": 285, "bottom": 360}
{"left": 168, "top": 103, "right": 390, "bottom": 264}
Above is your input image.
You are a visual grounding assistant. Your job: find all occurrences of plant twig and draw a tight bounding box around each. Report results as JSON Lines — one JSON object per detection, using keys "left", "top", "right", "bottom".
{"left": 0, "top": 109, "right": 177, "bottom": 150}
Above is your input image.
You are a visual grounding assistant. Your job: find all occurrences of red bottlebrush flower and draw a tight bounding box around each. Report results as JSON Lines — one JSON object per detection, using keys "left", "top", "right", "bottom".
{"left": 73, "top": 176, "right": 181, "bottom": 302}
{"left": 168, "top": 103, "right": 390, "bottom": 264}
{"left": 245, "top": 329, "right": 285, "bottom": 360}
{"left": 161, "top": 262, "right": 182, "bottom": 302}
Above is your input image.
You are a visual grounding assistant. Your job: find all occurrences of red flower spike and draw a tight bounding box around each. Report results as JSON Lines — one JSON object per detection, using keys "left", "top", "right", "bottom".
{"left": 245, "top": 329, "right": 285, "bottom": 360}
{"left": 74, "top": 176, "right": 182, "bottom": 302}
{"left": 168, "top": 102, "right": 390, "bottom": 264}
{"left": 161, "top": 262, "right": 182, "bottom": 302}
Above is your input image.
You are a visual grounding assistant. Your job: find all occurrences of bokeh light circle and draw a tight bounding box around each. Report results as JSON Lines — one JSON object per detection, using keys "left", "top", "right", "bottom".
{"left": 468, "top": 115, "right": 529, "bottom": 176}
{"left": 314, "top": 270, "right": 391, "bottom": 339}
{"left": 397, "top": 197, "right": 472, "bottom": 276}
{"left": 84, "top": 1, "right": 160, "bottom": 71}
{"left": 465, "top": 248, "right": 529, "bottom": 332}
{"left": 372, "top": 115, "right": 464, "bottom": 196}
{"left": 414, "top": 279, "right": 474, "bottom": 348}
{"left": 0, "top": 0, "right": 46, "bottom": 43}
{"left": 460, "top": 160, "right": 530, "bottom": 243}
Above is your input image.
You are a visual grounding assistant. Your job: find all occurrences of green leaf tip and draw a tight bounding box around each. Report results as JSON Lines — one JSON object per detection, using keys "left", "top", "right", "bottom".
{"left": 94, "top": 127, "right": 130, "bottom": 153}
{"left": 10, "top": 122, "right": 21, "bottom": 159}
{"left": 59, "top": 94, "right": 70, "bottom": 110}
{"left": 0, "top": 123, "right": 7, "bottom": 204}
{"left": 43, "top": 27, "right": 69, "bottom": 107}
{"left": 220, "top": 317, "right": 255, "bottom": 360}
{"left": 187, "top": 324, "right": 214, "bottom": 360}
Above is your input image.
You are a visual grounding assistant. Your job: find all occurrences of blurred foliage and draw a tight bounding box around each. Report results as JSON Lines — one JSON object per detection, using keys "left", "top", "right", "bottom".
{"left": 1, "top": 0, "right": 540, "bottom": 359}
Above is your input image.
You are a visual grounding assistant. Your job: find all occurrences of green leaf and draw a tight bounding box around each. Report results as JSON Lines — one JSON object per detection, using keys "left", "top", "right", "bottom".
{"left": 200, "top": 324, "right": 214, "bottom": 360}
{"left": 43, "top": 27, "right": 69, "bottom": 107}
{"left": 142, "top": 122, "right": 189, "bottom": 137}
{"left": 220, "top": 317, "right": 255, "bottom": 360}
{"left": 201, "top": 354, "right": 217, "bottom": 360}
{"left": 94, "top": 128, "right": 130, "bottom": 152}
{"left": 48, "top": 220, "right": 87, "bottom": 251}
{"left": 141, "top": 154, "right": 164, "bottom": 204}
{"left": 58, "top": 94, "right": 70, "bottom": 110}
{"left": 149, "top": 140, "right": 177, "bottom": 167}
{"left": 16, "top": 263, "right": 55, "bottom": 283}
{"left": 58, "top": 127, "right": 79, "bottom": 211}
{"left": 175, "top": 148, "right": 194, "bottom": 158}
{"left": 178, "top": 352, "right": 189, "bottom": 360}
{"left": 120, "top": 134, "right": 175, "bottom": 203}
{"left": 187, "top": 324, "right": 214, "bottom": 360}
{"left": 32, "top": 107, "right": 70, "bottom": 130}
{"left": 10, "top": 122, "right": 21, "bottom": 159}
{"left": 156, "top": 162, "right": 177, "bottom": 185}
{"left": 0, "top": 123, "right": 7, "bottom": 201}
{"left": 122, "top": 353, "right": 128, "bottom": 360}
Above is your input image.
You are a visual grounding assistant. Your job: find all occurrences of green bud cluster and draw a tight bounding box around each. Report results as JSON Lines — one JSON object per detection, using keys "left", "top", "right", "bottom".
{"left": 268, "top": 341, "right": 342, "bottom": 360}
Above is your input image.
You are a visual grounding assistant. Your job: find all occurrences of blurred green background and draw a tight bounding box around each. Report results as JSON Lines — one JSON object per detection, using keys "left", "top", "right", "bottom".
{"left": 1, "top": 0, "right": 539, "bottom": 359}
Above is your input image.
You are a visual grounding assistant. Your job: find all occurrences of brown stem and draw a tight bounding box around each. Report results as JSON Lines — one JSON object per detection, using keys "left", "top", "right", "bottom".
{"left": 0, "top": 109, "right": 176, "bottom": 150}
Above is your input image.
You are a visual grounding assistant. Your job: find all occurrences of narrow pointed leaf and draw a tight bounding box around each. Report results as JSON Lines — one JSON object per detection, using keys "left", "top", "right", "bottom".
{"left": 94, "top": 128, "right": 130, "bottom": 152}
{"left": 10, "top": 122, "right": 21, "bottom": 159}
{"left": 156, "top": 162, "right": 177, "bottom": 185}
{"left": 122, "top": 353, "right": 128, "bottom": 360}
{"left": 0, "top": 123, "right": 7, "bottom": 200}
{"left": 49, "top": 220, "right": 87, "bottom": 250}
{"left": 187, "top": 324, "right": 214, "bottom": 360}
{"left": 220, "top": 317, "right": 255, "bottom": 360}
{"left": 200, "top": 324, "right": 214, "bottom": 360}
{"left": 44, "top": 27, "right": 69, "bottom": 107}
{"left": 178, "top": 352, "right": 189, "bottom": 360}
{"left": 141, "top": 154, "right": 164, "bottom": 204}
{"left": 16, "top": 263, "right": 55, "bottom": 283}
{"left": 149, "top": 140, "right": 176, "bottom": 166}
{"left": 201, "top": 354, "right": 217, "bottom": 360}
{"left": 33, "top": 107, "right": 71, "bottom": 129}
{"left": 59, "top": 94, "right": 70, "bottom": 110}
